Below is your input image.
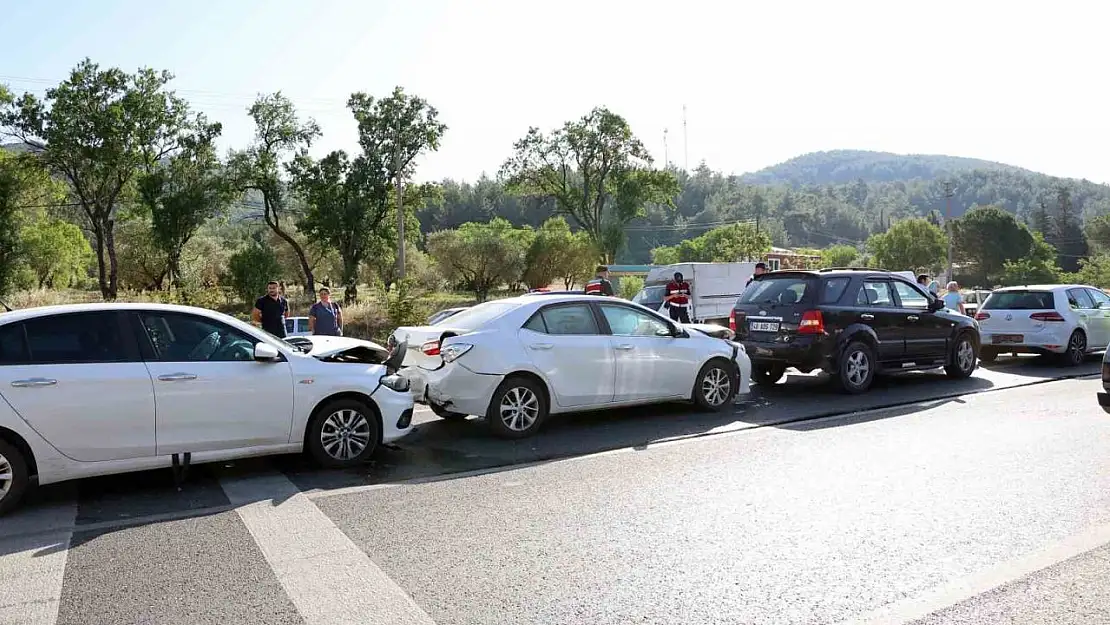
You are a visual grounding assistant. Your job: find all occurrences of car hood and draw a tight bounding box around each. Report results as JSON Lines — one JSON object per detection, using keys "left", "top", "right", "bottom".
{"left": 681, "top": 323, "right": 734, "bottom": 339}
{"left": 286, "top": 336, "right": 390, "bottom": 360}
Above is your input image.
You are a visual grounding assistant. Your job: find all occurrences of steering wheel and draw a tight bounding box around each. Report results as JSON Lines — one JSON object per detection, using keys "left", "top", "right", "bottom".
{"left": 188, "top": 331, "right": 221, "bottom": 361}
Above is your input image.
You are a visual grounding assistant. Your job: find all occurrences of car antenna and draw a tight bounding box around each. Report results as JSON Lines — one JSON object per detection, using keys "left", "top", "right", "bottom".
{"left": 0, "top": 298, "right": 11, "bottom": 312}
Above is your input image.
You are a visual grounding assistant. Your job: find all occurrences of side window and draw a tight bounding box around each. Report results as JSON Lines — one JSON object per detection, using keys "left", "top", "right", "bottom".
{"left": 523, "top": 313, "right": 547, "bottom": 333}
{"left": 0, "top": 323, "right": 29, "bottom": 365}
{"left": 892, "top": 280, "right": 930, "bottom": 309}
{"left": 855, "top": 280, "right": 894, "bottom": 307}
{"left": 139, "top": 312, "right": 259, "bottom": 362}
{"left": 1067, "top": 288, "right": 1094, "bottom": 310}
{"left": 1087, "top": 288, "right": 1110, "bottom": 309}
{"left": 599, "top": 305, "right": 670, "bottom": 337}
{"left": 819, "top": 277, "right": 851, "bottom": 304}
{"left": 20, "top": 312, "right": 128, "bottom": 364}
{"left": 539, "top": 305, "right": 599, "bottom": 336}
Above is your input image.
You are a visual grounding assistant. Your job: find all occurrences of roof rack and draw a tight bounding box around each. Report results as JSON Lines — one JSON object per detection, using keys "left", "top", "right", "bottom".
{"left": 817, "top": 267, "right": 892, "bottom": 273}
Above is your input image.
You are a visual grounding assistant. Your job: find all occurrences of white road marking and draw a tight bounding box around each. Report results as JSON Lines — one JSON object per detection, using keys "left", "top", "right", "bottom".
{"left": 0, "top": 499, "right": 77, "bottom": 625}
{"left": 220, "top": 471, "right": 436, "bottom": 625}
{"left": 837, "top": 518, "right": 1110, "bottom": 625}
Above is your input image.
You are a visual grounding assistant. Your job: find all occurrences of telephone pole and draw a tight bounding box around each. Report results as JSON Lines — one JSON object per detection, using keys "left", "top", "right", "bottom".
{"left": 395, "top": 149, "right": 406, "bottom": 282}
{"left": 682, "top": 105, "right": 689, "bottom": 171}
{"left": 943, "top": 181, "right": 955, "bottom": 281}
{"left": 663, "top": 128, "right": 669, "bottom": 168}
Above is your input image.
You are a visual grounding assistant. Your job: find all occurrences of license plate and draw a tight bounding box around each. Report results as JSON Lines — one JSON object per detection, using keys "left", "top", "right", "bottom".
{"left": 992, "top": 334, "right": 1023, "bottom": 344}
{"left": 750, "top": 321, "right": 780, "bottom": 333}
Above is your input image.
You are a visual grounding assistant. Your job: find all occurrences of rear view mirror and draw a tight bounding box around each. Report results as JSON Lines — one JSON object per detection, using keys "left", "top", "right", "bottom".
{"left": 254, "top": 342, "right": 280, "bottom": 361}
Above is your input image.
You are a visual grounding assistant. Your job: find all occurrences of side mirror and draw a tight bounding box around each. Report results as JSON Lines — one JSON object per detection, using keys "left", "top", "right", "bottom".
{"left": 929, "top": 298, "right": 945, "bottom": 312}
{"left": 1099, "top": 302, "right": 1110, "bottom": 310}
{"left": 254, "top": 342, "right": 280, "bottom": 361}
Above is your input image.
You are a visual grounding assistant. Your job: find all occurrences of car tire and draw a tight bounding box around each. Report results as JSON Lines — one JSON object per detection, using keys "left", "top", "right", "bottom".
{"left": 836, "top": 341, "right": 876, "bottom": 394}
{"left": 979, "top": 347, "right": 998, "bottom": 363}
{"left": 752, "top": 364, "right": 786, "bottom": 386}
{"left": 0, "top": 439, "right": 30, "bottom": 517}
{"left": 693, "top": 358, "right": 738, "bottom": 411}
{"left": 945, "top": 332, "right": 977, "bottom": 379}
{"left": 306, "top": 398, "right": 381, "bottom": 469}
{"left": 1063, "top": 330, "right": 1087, "bottom": 367}
{"left": 431, "top": 404, "right": 468, "bottom": 422}
{"left": 487, "top": 376, "right": 548, "bottom": 439}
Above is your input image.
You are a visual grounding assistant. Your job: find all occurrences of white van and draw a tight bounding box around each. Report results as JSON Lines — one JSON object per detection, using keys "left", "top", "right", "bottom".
{"left": 633, "top": 262, "right": 756, "bottom": 325}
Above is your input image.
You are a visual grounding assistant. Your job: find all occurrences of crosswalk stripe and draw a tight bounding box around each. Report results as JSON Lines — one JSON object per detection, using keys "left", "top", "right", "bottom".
{"left": 0, "top": 499, "right": 77, "bottom": 625}
{"left": 220, "top": 471, "right": 436, "bottom": 625}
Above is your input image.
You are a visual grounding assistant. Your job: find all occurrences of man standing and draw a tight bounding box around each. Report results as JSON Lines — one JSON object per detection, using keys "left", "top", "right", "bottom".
{"left": 584, "top": 265, "right": 615, "bottom": 296}
{"left": 252, "top": 280, "right": 289, "bottom": 338}
{"left": 308, "top": 287, "right": 343, "bottom": 336}
{"left": 745, "top": 262, "right": 767, "bottom": 288}
{"left": 664, "top": 271, "right": 692, "bottom": 323}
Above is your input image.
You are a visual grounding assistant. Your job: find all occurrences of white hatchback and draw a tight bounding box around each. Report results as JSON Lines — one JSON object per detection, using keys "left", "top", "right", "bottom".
{"left": 974, "top": 284, "right": 1110, "bottom": 365}
{"left": 0, "top": 303, "right": 415, "bottom": 515}
{"left": 399, "top": 294, "right": 752, "bottom": 438}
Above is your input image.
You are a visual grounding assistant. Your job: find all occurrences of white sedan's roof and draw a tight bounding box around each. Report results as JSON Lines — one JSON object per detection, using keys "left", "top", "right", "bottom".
{"left": 0, "top": 302, "right": 239, "bottom": 325}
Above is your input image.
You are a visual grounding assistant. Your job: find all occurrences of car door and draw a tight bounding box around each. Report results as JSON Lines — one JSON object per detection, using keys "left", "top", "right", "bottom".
{"left": 596, "top": 303, "right": 699, "bottom": 402}
{"left": 853, "top": 279, "right": 906, "bottom": 363}
{"left": 1066, "top": 289, "right": 1100, "bottom": 348}
{"left": 1085, "top": 288, "right": 1110, "bottom": 349}
{"left": 520, "top": 303, "right": 615, "bottom": 408}
{"left": 132, "top": 310, "right": 296, "bottom": 455}
{"left": 892, "top": 280, "right": 950, "bottom": 362}
{"left": 0, "top": 311, "right": 156, "bottom": 461}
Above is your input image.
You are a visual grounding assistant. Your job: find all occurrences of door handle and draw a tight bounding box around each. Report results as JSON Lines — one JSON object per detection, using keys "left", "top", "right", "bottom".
{"left": 528, "top": 343, "right": 553, "bottom": 351}
{"left": 860, "top": 314, "right": 875, "bottom": 321}
{"left": 10, "top": 378, "right": 57, "bottom": 388}
{"left": 158, "top": 372, "right": 198, "bottom": 382}
{"left": 907, "top": 315, "right": 919, "bottom": 322}
{"left": 614, "top": 344, "right": 635, "bottom": 351}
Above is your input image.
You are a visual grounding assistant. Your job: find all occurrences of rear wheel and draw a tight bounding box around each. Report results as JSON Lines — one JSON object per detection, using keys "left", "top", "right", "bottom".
{"left": 945, "top": 333, "right": 977, "bottom": 379}
{"left": 487, "top": 376, "right": 548, "bottom": 439}
{"left": 1063, "top": 330, "right": 1087, "bottom": 367}
{"left": 0, "top": 439, "right": 30, "bottom": 517}
{"left": 836, "top": 341, "right": 876, "bottom": 394}
{"left": 752, "top": 364, "right": 786, "bottom": 386}
{"left": 979, "top": 347, "right": 999, "bottom": 363}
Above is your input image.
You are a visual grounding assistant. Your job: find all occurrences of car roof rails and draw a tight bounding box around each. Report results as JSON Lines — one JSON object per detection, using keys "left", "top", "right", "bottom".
{"left": 817, "top": 267, "right": 890, "bottom": 273}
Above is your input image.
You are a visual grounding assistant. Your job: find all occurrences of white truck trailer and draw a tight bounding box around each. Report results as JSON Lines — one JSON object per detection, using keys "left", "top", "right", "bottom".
{"left": 632, "top": 262, "right": 756, "bottom": 325}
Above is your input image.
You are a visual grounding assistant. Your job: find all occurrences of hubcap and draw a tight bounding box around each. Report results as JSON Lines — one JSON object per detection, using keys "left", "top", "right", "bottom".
{"left": 499, "top": 387, "right": 540, "bottom": 432}
{"left": 846, "top": 350, "right": 870, "bottom": 387}
{"left": 1071, "top": 333, "right": 1085, "bottom": 360}
{"left": 0, "top": 452, "right": 12, "bottom": 501}
{"left": 320, "top": 409, "right": 372, "bottom": 461}
{"left": 702, "top": 367, "right": 732, "bottom": 406}
{"left": 956, "top": 339, "right": 975, "bottom": 372}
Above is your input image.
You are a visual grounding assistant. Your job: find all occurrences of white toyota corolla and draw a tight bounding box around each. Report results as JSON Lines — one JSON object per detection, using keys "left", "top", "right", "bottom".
{"left": 395, "top": 294, "right": 752, "bottom": 438}
{"left": 0, "top": 303, "right": 415, "bottom": 515}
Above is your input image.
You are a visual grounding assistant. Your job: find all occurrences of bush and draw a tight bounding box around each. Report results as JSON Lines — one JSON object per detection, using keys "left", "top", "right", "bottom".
{"left": 227, "top": 244, "right": 281, "bottom": 305}
{"left": 618, "top": 276, "right": 644, "bottom": 300}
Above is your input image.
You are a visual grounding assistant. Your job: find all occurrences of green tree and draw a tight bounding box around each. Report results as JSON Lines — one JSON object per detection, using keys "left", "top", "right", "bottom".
{"left": 139, "top": 120, "right": 231, "bottom": 288}
{"left": 1069, "top": 254, "right": 1110, "bottom": 289}
{"left": 115, "top": 218, "right": 169, "bottom": 290}
{"left": 0, "top": 154, "right": 22, "bottom": 296}
{"left": 227, "top": 242, "right": 282, "bottom": 305}
{"left": 426, "top": 218, "right": 529, "bottom": 301}
{"left": 821, "top": 244, "right": 860, "bottom": 268}
{"left": 649, "top": 222, "right": 771, "bottom": 263}
{"left": 1053, "top": 186, "right": 1088, "bottom": 273}
{"left": 522, "top": 217, "right": 595, "bottom": 290}
{"left": 2, "top": 59, "right": 196, "bottom": 299}
{"left": 866, "top": 218, "right": 947, "bottom": 271}
{"left": 1084, "top": 213, "right": 1110, "bottom": 253}
{"left": 19, "top": 215, "right": 92, "bottom": 288}
{"left": 1000, "top": 232, "right": 1060, "bottom": 286}
{"left": 953, "top": 205, "right": 1035, "bottom": 286}
{"left": 227, "top": 93, "right": 321, "bottom": 294}
{"left": 500, "top": 107, "right": 679, "bottom": 262}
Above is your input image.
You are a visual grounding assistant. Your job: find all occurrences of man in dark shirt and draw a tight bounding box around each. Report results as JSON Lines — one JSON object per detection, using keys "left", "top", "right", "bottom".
{"left": 745, "top": 262, "right": 767, "bottom": 288}
{"left": 584, "top": 266, "right": 615, "bottom": 296}
{"left": 252, "top": 280, "right": 289, "bottom": 338}
{"left": 664, "top": 271, "right": 692, "bottom": 323}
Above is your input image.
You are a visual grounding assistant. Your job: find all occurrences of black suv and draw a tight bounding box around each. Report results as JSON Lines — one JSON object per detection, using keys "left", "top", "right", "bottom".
{"left": 729, "top": 269, "right": 981, "bottom": 393}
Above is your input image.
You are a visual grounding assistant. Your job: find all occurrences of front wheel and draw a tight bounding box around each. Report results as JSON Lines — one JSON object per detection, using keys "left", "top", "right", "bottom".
{"left": 945, "top": 333, "right": 978, "bottom": 379}
{"left": 306, "top": 399, "right": 381, "bottom": 468}
{"left": 836, "top": 341, "right": 876, "bottom": 394}
{"left": 487, "top": 376, "right": 548, "bottom": 439}
{"left": 693, "top": 359, "right": 738, "bottom": 411}
{"left": 0, "top": 439, "right": 29, "bottom": 517}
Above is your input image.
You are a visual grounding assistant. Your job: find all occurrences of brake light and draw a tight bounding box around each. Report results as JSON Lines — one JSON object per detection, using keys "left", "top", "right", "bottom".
{"left": 974, "top": 312, "right": 990, "bottom": 321}
{"left": 1030, "top": 311, "right": 1066, "bottom": 322}
{"left": 798, "top": 310, "right": 825, "bottom": 334}
{"left": 421, "top": 340, "right": 440, "bottom": 356}
{"left": 729, "top": 309, "right": 736, "bottom": 332}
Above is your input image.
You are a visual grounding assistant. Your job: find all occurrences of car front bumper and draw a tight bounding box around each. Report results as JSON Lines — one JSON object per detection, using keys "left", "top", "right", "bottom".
{"left": 732, "top": 343, "right": 752, "bottom": 397}
{"left": 401, "top": 363, "right": 504, "bottom": 417}
{"left": 371, "top": 385, "right": 417, "bottom": 442}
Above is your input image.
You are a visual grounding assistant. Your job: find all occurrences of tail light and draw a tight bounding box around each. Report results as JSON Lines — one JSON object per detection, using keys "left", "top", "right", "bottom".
{"left": 798, "top": 310, "right": 825, "bottom": 334}
{"left": 420, "top": 340, "right": 440, "bottom": 356}
{"left": 729, "top": 309, "right": 736, "bottom": 332}
{"left": 1030, "top": 311, "right": 1066, "bottom": 322}
{"left": 974, "top": 312, "right": 990, "bottom": 321}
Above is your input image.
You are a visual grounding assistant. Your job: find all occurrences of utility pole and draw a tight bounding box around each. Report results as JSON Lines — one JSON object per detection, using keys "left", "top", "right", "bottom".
{"left": 943, "top": 181, "right": 954, "bottom": 282}
{"left": 395, "top": 148, "right": 405, "bottom": 282}
{"left": 663, "top": 128, "right": 669, "bottom": 168}
{"left": 682, "top": 105, "right": 689, "bottom": 172}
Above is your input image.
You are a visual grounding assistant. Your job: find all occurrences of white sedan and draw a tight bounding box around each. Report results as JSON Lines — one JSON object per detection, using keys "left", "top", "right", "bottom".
{"left": 0, "top": 303, "right": 415, "bottom": 515}
{"left": 397, "top": 294, "right": 752, "bottom": 438}
{"left": 975, "top": 284, "right": 1110, "bottom": 365}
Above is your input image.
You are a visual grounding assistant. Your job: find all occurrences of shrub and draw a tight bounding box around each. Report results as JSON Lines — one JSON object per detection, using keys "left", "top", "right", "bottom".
{"left": 618, "top": 276, "right": 644, "bottom": 300}
{"left": 227, "top": 244, "right": 281, "bottom": 305}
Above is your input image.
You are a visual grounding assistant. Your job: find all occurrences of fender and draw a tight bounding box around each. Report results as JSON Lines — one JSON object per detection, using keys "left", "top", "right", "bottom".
{"left": 832, "top": 323, "right": 881, "bottom": 371}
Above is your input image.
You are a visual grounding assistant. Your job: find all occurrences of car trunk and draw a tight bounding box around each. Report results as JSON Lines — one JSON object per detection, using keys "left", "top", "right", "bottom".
{"left": 975, "top": 290, "right": 1059, "bottom": 345}
{"left": 390, "top": 325, "right": 466, "bottom": 369}
{"left": 730, "top": 274, "right": 816, "bottom": 342}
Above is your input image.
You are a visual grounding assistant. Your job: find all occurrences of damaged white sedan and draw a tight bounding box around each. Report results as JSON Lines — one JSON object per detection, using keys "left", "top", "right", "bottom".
{"left": 395, "top": 294, "right": 752, "bottom": 439}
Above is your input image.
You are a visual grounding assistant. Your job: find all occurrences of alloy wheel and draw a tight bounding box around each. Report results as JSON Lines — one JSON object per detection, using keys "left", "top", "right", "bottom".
{"left": 1069, "top": 332, "right": 1086, "bottom": 363}
{"left": 956, "top": 339, "right": 975, "bottom": 373}
{"left": 319, "top": 409, "right": 373, "bottom": 461}
{"left": 701, "top": 367, "right": 732, "bottom": 407}
{"left": 845, "top": 349, "right": 870, "bottom": 388}
{"left": 499, "top": 386, "right": 541, "bottom": 432}
{"left": 0, "top": 452, "right": 11, "bottom": 502}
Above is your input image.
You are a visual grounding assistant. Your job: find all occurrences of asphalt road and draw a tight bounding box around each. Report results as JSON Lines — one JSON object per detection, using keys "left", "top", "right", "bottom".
{"left": 1, "top": 354, "right": 1108, "bottom": 624}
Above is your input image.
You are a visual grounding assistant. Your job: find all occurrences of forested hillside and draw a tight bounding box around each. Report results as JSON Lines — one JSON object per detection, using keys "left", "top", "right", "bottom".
{"left": 739, "top": 150, "right": 1027, "bottom": 185}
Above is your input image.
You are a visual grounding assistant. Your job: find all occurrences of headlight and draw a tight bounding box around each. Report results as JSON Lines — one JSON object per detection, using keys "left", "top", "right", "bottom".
{"left": 379, "top": 373, "right": 410, "bottom": 392}
{"left": 440, "top": 342, "right": 473, "bottom": 363}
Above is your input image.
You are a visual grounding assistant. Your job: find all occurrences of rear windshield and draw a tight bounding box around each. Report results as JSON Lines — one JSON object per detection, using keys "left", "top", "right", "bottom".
{"left": 738, "top": 277, "right": 811, "bottom": 306}
{"left": 981, "top": 291, "right": 1055, "bottom": 310}
{"left": 438, "top": 301, "right": 518, "bottom": 331}
{"left": 633, "top": 286, "right": 667, "bottom": 304}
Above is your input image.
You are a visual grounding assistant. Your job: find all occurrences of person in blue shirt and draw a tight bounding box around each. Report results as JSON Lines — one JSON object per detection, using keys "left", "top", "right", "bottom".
{"left": 942, "top": 281, "right": 965, "bottom": 315}
{"left": 308, "top": 287, "right": 343, "bottom": 336}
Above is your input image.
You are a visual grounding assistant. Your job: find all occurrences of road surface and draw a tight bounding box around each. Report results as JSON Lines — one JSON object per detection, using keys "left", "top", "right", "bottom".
{"left": 1, "top": 355, "right": 1108, "bottom": 624}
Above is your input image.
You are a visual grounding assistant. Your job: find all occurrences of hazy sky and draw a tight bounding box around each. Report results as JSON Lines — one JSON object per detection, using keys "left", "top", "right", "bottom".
{"left": 2, "top": 0, "right": 1107, "bottom": 183}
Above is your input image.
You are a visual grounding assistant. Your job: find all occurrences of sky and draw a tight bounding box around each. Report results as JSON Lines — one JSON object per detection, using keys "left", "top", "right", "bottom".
{"left": 2, "top": 0, "right": 1108, "bottom": 183}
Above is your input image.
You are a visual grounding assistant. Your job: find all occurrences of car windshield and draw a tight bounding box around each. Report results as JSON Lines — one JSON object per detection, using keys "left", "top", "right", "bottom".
{"left": 982, "top": 290, "right": 1055, "bottom": 310}
{"left": 436, "top": 301, "right": 518, "bottom": 331}
{"left": 738, "top": 276, "right": 811, "bottom": 306}
{"left": 633, "top": 286, "right": 667, "bottom": 304}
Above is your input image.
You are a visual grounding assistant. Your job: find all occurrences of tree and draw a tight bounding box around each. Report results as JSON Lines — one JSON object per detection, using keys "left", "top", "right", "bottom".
{"left": 426, "top": 218, "right": 529, "bottom": 301}
{"left": 952, "top": 206, "right": 1035, "bottom": 286}
{"left": 0, "top": 155, "right": 22, "bottom": 296}
{"left": 1069, "top": 254, "right": 1110, "bottom": 289}
{"left": 500, "top": 107, "right": 680, "bottom": 262}
{"left": 1084, "top": 213, "right": 1110, "bottom": 253}
{"left": 821, "top": 244, "right": 859, "bottom": 268}
{"left": 866, "top": 218, "right": 947, "bottom": 271}
{"left": 18, "top": 215, "right": 92, "bottom": 288}
{"left": 227, "top": 241, "right": 282, "bottom": 305}
{"left": 227, "top": 93, "right": 321, "bottom": 295}
{"left": 139, "top": 119, "right": 231, "bottom": 288}
{"left": 2, "top": 59, "right": 196, "bottom": 299}
{"left": 347, "top": 87, "right": 447, "bottom": 280}
{"left": 115, "top": 218, "right": 169, "bottom": 290}
{"left": 649, "top": 222, "right": 771, "bottom": 263}
{"left": 522, "top": 217, "right": 594, "bottom": 290}
{"left": 1000, "top": 232, "right": 1060, "bottom": 286}
{"left": 1053, "top": 186, "right": 1088, "bottom": 273}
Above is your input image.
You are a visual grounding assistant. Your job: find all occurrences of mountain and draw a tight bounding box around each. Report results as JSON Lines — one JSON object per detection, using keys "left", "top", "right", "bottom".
{"left": 740, "top": 149, "right": 1030, "bottom": 186}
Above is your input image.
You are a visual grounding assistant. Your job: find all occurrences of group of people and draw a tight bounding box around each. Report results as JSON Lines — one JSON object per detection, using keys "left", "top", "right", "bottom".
{"left": 917, "top": 273, "right": 966, "bottom": 315}
{"left": 250, "top": 280, "right": 344, "bottom": 339}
